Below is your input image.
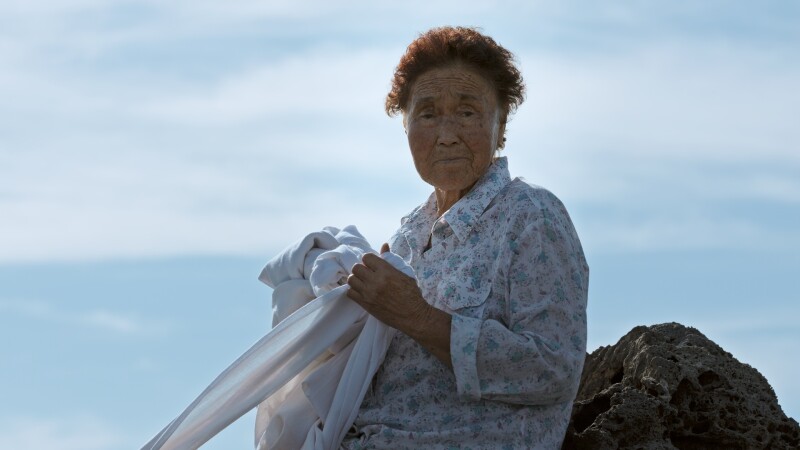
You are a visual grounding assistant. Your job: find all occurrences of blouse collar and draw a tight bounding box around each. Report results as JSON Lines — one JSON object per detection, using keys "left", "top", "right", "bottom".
{"left": 400, "top": 156, "right": 512, "bottom": 250}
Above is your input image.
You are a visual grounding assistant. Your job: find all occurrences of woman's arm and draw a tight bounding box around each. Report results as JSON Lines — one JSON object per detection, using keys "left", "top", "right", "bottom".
{"left": 450, "top": 214, "right": 589, "bottom": 405}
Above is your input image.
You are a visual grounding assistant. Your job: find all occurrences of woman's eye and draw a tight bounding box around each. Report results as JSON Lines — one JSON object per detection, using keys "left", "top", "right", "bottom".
{"left": 460, "top": 110, "right": 475, "bottom": 117}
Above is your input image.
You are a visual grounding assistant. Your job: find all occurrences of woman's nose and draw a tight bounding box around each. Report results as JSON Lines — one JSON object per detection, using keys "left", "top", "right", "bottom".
{"left": 436, "top": 116, "right": 460, "bottom": 146}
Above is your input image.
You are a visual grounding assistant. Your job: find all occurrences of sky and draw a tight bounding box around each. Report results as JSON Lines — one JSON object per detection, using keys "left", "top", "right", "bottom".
{"left": 0, "top": 1, "right": 798, "bottom": 449}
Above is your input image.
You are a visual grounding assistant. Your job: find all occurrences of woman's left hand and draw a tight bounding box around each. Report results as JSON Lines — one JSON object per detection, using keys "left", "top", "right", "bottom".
{"left": 346, "top": 243, "right": 431, "bottom": 332}
{"left": 347, "top": 243, "right": 453, "bottom": 367}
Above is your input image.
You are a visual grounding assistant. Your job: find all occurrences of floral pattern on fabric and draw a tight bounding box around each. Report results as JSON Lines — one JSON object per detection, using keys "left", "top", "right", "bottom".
{"left": 342, "top": 157, "right": 589, "bottom": 449}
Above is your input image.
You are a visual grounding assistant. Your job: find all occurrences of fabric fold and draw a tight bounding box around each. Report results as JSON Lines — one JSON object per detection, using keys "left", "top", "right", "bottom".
{"left": 270, "top": 279, "right": 315, "bottom": 328}
{"left": 142, "top": 226, "right": 415, "bottom": 450}
{"left": 142, "top": 285, "right": 364, "bottom": 450}
{"left": 259, "top": 230, "right": 340, "bottom": 287}
{"left": 309, "top": 244, "right": 364, "bottom": 297}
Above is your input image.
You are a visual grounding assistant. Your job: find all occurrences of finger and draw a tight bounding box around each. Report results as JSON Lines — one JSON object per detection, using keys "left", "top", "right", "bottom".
{"left": 380, "top": 243, "right": 390, "bottom": 254}
{"left": 351, "top": 263, "right": 373, "bottom": 278}
{"left": 362, "top": 252, "right": 393, "bottom": 271}
{"left": 361, "top": 252, "right": 382, "bottom": 265}
{"left": 346, "top": 273, "right": 366, "bottom": 292}
{"left": 346, "top": 285, "right": 364, "bottom": 302}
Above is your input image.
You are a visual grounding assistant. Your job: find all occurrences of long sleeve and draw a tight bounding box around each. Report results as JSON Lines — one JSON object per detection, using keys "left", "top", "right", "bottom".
{"left": 450, "top": 212, "right": 589, "bottom": 405}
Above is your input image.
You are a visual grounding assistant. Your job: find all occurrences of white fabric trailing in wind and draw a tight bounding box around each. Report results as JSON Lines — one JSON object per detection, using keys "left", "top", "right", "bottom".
{"left": 142, "top": 225, "right": 413, "bottom": 450}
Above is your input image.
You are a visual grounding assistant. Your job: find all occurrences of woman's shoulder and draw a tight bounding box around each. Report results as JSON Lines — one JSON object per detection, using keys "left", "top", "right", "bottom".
{"left": 497, "top": 177, "right": 573, "bottom": 225}
{"left": 495, "top": 178, "right": 587, "bottom": 268}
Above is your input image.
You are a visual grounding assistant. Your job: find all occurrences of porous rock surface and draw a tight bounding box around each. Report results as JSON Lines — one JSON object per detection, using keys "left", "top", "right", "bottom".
{"left": 562, "top": 323, "right": 799, "bottom": 449}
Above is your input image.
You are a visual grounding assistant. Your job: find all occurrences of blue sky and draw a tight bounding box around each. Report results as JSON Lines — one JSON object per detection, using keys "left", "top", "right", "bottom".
{"left": 1, "top": 1, "right": 798, "bottom": 449}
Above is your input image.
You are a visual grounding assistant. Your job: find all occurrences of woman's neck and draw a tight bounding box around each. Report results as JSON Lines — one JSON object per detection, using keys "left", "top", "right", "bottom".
{"left": 434, "top": 183, "right": 475, "bottom": 217}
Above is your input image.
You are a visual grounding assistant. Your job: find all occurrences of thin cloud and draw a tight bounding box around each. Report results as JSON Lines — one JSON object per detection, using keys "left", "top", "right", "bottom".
{"left": 0, "top": 415, "right": 124, "bottom": 450}
{"left": 1, "top": 3, "right": 799, "bottom": 262}
{"left": 515, "top": 44, "right": 800, "bottom": 165}
{"left": 580, "top": 216, "right": 800, "bottom": 254}
{"left": 0, "top": 299, "right": 168, "bottom": 335}
{"left": 82, "top": 310, "right": 143, "bottom": 334}
{"left": 138, "top": 49, "right": 399, "bottom": 124}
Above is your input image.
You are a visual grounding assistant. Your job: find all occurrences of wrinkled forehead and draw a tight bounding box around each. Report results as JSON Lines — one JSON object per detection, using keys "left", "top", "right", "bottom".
{"left": 408, "top": 65, "right": 497, "bottom": 107}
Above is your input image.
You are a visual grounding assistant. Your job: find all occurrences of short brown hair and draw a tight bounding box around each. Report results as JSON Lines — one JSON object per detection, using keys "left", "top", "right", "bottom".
{"left": 386, "top": 26, "right": 525, "bottom": 124}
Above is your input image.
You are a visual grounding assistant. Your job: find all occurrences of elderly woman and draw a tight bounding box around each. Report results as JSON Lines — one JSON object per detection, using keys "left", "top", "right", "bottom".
{"left": 344, "top": 27, "right": 589, "bottom": 449}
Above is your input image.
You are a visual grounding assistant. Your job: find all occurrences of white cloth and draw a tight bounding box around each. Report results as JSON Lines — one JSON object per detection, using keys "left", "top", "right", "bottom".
{"left": 257, "top": 225, "right": 411, "bottom": 450}
{"left": 142, "top": 226, "right": 413, "bottom": 450}
{"left": 258, "top": 228, "right": 339, "bottom": 287}
{"left": 309, "top": 245, "right": 364, "bottom": 297}
{"left": 255, "top": 225, "right": 371, "bottom": 450}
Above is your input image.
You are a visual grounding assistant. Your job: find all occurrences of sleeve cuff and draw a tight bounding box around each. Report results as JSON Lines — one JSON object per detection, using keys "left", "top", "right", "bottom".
{"left": 450, "top": 313, "right": 482, "bottom": 401}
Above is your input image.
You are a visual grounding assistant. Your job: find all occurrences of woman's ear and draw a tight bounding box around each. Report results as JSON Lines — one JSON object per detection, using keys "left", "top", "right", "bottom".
{"left": 496, "top": 118, "right": 507, "bottom": 149}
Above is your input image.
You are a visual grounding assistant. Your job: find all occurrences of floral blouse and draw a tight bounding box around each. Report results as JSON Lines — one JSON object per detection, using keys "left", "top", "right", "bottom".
{"left": 342, "top": 157, "right": 589, "bottom": 449}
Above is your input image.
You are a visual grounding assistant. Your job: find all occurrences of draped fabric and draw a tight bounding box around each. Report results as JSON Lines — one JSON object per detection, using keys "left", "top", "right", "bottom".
{"left": 142, "top": 226, "right": 413, "bottom": 450}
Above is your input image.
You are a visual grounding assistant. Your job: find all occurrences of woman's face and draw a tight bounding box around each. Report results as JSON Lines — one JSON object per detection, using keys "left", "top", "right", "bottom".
{"left": 404, "top": 65, "right": 504, "bottom": 195}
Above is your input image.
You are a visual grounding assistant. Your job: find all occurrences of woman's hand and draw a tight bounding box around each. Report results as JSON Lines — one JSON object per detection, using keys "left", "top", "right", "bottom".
{"left": 346, "top": 244, "right": 428, "bottom": 330}
{"left": 347, "top": 243, "right": 452, "bottom": 367}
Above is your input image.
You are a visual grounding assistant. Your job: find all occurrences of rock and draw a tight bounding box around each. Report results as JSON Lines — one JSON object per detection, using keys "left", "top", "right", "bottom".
{"left": 562, "top": 323, "right": 800, "bottom": 449}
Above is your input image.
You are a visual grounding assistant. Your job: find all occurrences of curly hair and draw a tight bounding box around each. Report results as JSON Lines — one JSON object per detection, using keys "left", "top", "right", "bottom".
{"left": 386, "top": 26, "right": 525, "bottom": 128}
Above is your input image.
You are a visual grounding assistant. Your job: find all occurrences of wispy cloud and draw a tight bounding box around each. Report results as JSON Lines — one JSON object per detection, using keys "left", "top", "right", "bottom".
{"left": 0, "top": 299, "right": 168, "bottom": 335}
{"left": 1, "top": 2, "right": 798, "bottom": 261}
{"left": 139, "top": 49, "right": 400, "bottom": 124}
{"left": 581, "top": 216, "right": 799, "bottom": 254}
{"left": 0, "top": 415, "right": 124, "bottom": 450}
{"left": 515, "top": 44, "right": 800, "bottom": 165}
